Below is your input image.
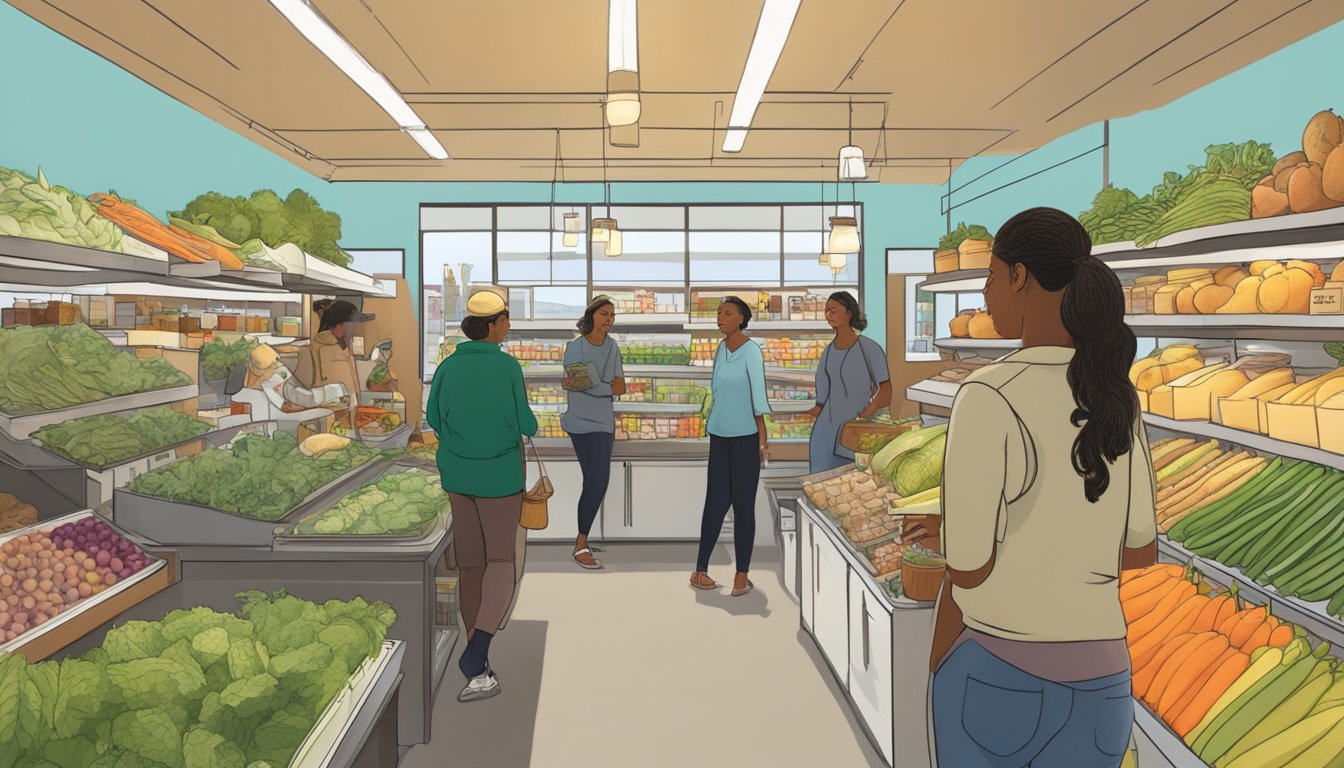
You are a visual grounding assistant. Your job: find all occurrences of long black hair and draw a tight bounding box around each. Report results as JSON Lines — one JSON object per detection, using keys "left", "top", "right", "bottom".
{"left": 828, "top": 291, "right": 867, "bottom": 331}
{"left": 722, "top": 296, "right": 752, "bottom": 330}
{"left": 461, "top": 311, "right": 509, "bottom": 341}
{"left": 992, "top": 207, "right": 1138, "bottom": 503}
{"left": 577, "top": 296, "right": 615, "bottom": 335}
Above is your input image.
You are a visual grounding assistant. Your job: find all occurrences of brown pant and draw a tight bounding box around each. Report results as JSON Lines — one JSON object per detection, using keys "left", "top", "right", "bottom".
{"left": 450, "top": 492, "right": 521, "bottom": 634}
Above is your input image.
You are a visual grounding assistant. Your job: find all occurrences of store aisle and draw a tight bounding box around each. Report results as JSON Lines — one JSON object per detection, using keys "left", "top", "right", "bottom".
{"left": 402, "top": 543, "right": 885, "bottom": 768}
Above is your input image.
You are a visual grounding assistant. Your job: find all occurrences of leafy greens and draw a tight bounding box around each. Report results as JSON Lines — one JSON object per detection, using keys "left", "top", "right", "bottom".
{"left": 33, "top": 408, "right": 208, "bottom": 467}
{"left": 0, "top": 167, "right": 124, "bottom": 251}
{"left": 170, "top": 189, "right": 351, "bottom": 267}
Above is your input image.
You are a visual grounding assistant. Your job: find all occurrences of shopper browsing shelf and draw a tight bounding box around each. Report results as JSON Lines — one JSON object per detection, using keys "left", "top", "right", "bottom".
{"left": 806, "top": 291, "right": 893, "bottom": 474}
{"left": 561, "top": 296, "right": 626, "bottom": 570}
{"left": 690, "top": 297, "right": 771, "bottom": 597}
{"left": 296, "top": 300, "right": 372, "bottom": 425}
{"left": 425, "top": 290, "right": 539, "bottom": 703}
{"left": 930, "top": 208, "right": 1158, "bottom": 768}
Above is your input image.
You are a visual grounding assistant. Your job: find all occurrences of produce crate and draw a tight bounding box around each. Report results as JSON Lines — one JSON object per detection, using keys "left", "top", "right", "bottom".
{"left": 0, "top": 510, "right": 170, "bottom": 661}
{"left": 274, "top": 461, "right": 450, "bottom": 544}
{"left": 0, "top": 383, "right": 199, "bottom": 441}
{"left": 839, "top": 419, "right": 919, "bottom": 453}
{"left": 113, "top": 454, "right": 390, "bottom": 547}
{"left": 355, "top": 422, "right": 413, "bottom": 450}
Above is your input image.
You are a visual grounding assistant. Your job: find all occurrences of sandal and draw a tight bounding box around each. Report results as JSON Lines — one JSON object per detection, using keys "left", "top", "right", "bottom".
{"left": 572, "top": 548, "right": 604, "bottom": 570}
{"left": 731, "top": 579, "right": 754, "bottom": 597}
{"left": 689, "top": 572, "right": 718, "bottom": 590}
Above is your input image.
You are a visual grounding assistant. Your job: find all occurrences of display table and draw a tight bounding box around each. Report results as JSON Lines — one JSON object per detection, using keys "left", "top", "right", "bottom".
{"left": 798, "top": 499, "right": 934, "bottom": 768}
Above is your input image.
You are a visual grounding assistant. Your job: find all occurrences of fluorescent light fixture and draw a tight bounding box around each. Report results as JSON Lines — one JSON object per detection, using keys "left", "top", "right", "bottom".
{"left": 722, "top": 0, "right": 802, "bottom": 153}
{"left": 608, "top": 0, "right": 638, "bottom": 73}
{"left": 268, "top": 0, "right": 450, "bottom": 160}
{"left": 605, "top": 229, "right": 624, "bottom": 257}
{"left": 828, "top": 216, "right": 860, "bottom": 254}
{"left": 839, "top": 145, "right": 867, "bottom": 181}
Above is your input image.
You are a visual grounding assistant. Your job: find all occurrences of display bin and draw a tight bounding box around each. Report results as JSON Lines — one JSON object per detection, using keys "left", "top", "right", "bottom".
{"left": 112, "top": 453, "right": 388, "bottom": 546}
{"left": 274, "top": 461, "right": 449, "bottom": 544}
{"left": 0, "top": 510, "right": 174, "bottom": 662}
{"left": 0, "top": 383, "right": 199, "bottom": 440}
{"left": 356, "top": 422, "right": 413, "bottom": 450}
{"left": 290, "top": 640, "right": 405, "bottom": 768}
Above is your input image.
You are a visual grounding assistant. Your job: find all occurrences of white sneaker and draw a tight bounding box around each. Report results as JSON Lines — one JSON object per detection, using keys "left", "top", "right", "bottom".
{"left": 458, "top": 672, "right": 500, "bottom": 702}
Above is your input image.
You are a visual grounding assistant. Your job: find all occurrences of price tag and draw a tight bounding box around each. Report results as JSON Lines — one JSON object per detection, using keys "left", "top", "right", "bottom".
{"left": 1310, "top": 285, "right": 1344, "bottom": 315}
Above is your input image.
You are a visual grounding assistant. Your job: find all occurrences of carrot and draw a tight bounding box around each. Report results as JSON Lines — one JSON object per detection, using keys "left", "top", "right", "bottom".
{"left": 1228, "top": 607, "right": 1268, "bottom": 647}
{"left": 1133, "top": 632, "right": 1202, "bottom": 700}
{"left": 1212, "top": 598, "right": 1238, "bottom": 632}
{"left": 89, "top": 193, "right": 245, "bottom": 270}
{"left": 1145, "top": 632, "right": 1224, "bottom": 710}
{"left": 1170, "top": 651, "right": 1251, "bottom": 737}
{"left": 1158, "top": 638, "right": 1232, "bottom": 719}
{"left": 1121, "top": 567, "right": 1180, "bottom": 603}
{"left": 1218, "top": 608, "right": 1250, "bottom": 637}
{"left": 1129, "top": 595, "right": 1209, "bottom": 671}
{"left": 1127, "top": 581, "right": 1197, "bottom": 644}
{"left": 1268, "top": 624, "right": 1294, "bottom": 648}
{"left": 1190, "top": 595, "right": 1229, "bottom": 633}
{"left": 1239, "top": 619, "right": 1274, "bottom": 652}
{"left": 1162, "top": 646, "right": 1239, "bottom": 724}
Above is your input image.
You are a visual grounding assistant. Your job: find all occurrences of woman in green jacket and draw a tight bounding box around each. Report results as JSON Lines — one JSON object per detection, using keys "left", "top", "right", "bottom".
{"left": 425, "top": 290, "right": 538, "bottom": 703}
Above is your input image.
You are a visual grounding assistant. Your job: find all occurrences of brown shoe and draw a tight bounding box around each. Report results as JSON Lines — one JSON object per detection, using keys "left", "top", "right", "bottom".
{"left": 731, "top": 573, "right": 753, "bottom": 596}
{"left": 689, "top": 571, "right": 718, "bottom": 590}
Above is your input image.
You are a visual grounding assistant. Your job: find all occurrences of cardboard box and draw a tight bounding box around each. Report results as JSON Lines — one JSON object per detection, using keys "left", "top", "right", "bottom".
{"left": 1310, "top": 282, "right": 1343, "bottom": 315}
{"left": 1319, "top": 401, "right": 1344, "bottom": 454}
{"left": 1217, "top": 381, "right": 1295, "bottom": 434}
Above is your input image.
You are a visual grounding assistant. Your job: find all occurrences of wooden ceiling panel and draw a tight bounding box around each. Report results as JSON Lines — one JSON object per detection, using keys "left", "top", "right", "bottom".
{"left": 769, "top": 0, "right": 906, "bottom": 92}
{"left": 634, "top": 0, "right": 763, "bottom": 92}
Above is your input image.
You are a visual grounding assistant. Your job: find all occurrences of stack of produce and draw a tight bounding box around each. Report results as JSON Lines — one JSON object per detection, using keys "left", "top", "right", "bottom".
{"left": 1149, "top": 438, "right": 1268, "bottom": 534}
{"left": 200, "top": 336, "right": 259, "bottom": 382}
{"left": 503, "top": 339, "right": 565, "bottom": 363}
{"left": 0, "top": 590, "right": 395, "bottom": 767}
{"left": 1252, "top": 109, "right": 1344, "bottom": 219}
{"left": 0, "top": 516, "right": 155, "bottom": 643}
{"left": 871, "top": 424, "right": 948, "bottom": 498}
{"left": 948, "top": 308, "right": 1004, "bottom": 339}
{"left": 866, "top": 540, "right": 908, "bottom": 579}
{"left": 1165, "top": 454, "right": 1344, "bottom": 618}
{"left": 620, "top": 340, "right": 691, "bottom": 366}
{"left": 935, "top": 223, "right": 994, "bottom": 272}
{"left": 615, "top": 414, "right": 705, "bottom": 441}
{"left": 1125, "top": 260, "right": 1342, "bottom": 316}
{"left": 0, "top": 324, "right": 190, "bottom": 415}
{"left": 765, "top": 413, "right": 814, "bottom": 440}
{"left": 1137, "top": 350, "right": 1294, "bottom": 421}
{"left": 0, "top": 166, "right": 124, "bottom": 251}
{"left": 171, "top": 188, "right": 353, "bottom": 267}
{"left": 1079, "top": 141, "right": 1277, "bottom": 247}
{"left": 527, "top": 382, "right": 567, "bottom": 406}
{"left": 690, "top": 339, "right": 717, "bottom": 366}
{"left": 759, "top": 337, "right": 828, "bottom": 369}
{"left": 125, "top": 432, "right": 378, "bottom": 522}
{"left": 1130, "top": 344, "right": 1206, "bottom": 410}
{"left": 285, "top": 469, "right": 447, "bottom": 537}
{"left": 1120, "top": 565, "right": 1344, "bottom": 767}
{"left": 32, "top": 407, "right": 208, "bottom": 467}
{"left": 535, "top": 411, "right": 566, "bottom": 439}
{"left": 803, "top": 469, "right": 902, "bottom": 544}
{"left": 90, "top": 193, "right": 246, "bottom": 270}
{"left": 0, "top": 494, "right": 38, "bottom": 535}
{"left": 767, "top": 383, "right": 817, "bottom": 401}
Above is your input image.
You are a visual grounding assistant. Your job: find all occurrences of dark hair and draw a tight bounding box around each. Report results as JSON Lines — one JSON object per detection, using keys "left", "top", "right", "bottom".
{"left": 319, "top": 301, "right": 358, "bottom": 333}
{"left": 827, "top": 291, "right": 867, "bottom": 331}
{"left": 721, "top": 296, "right": 752, "bottom": 331}
{"left": 312, "top": 298, "right": 334, "bottom": 317}
{"left": 992, "top": 207, "right": 1138, "bottom": 503}
{"left": 577, "top": 297, "right": 615, "bottom": 335}
{"left": 461, "top": 310, "right": 509, "bottom": 341}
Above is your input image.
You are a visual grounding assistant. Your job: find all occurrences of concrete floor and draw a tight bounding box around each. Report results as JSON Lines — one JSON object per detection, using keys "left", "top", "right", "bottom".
{"left": 401, "top": 541, "right": 885, "bottom": 768}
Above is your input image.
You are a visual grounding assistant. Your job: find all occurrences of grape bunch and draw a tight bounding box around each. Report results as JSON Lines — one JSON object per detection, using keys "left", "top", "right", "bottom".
{"left": 0, "top": 517, "right": 151, "bottom": 643}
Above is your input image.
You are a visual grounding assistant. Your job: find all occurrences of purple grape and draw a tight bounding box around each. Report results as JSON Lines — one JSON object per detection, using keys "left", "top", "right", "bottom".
{"left": 118, "top": 568, "right": 133, "bottom": 579}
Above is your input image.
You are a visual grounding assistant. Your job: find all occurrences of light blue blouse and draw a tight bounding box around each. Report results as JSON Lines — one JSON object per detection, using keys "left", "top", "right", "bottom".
{"left": 707, "top": 339, "right": 771, "bottom": 438}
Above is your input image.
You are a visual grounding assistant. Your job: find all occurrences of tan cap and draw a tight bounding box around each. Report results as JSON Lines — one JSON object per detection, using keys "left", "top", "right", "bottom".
{"left": 466, "top": 290, "right": 508, "bottom": 317}
{"left": 247, "top": 343, "right": 281, "bottom": 377}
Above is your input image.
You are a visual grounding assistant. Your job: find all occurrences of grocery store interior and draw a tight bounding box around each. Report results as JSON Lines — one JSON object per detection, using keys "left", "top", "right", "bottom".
{"left": 4, "top": 1, "right": 1344, "bottom": 767}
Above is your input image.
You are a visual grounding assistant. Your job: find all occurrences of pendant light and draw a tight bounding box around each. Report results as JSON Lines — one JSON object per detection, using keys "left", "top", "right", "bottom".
{"left": 829, "top": 252, "right": 848, "bottom": 270}
{"left": 817, "top": 181, "right": 830, "bottom": 265}
{"left": 593, "top": 131, "right": 619, "bottom": 251}
{"left": 562, "top": 213, "right": 581, "bottom": 248}
{"left": 838, "top": 99, "right": 868, "bottom": 181}
{"left": 606, "top": 229, "right": 624, "bottom": 257}
{"left": 606, "top": 0, "right": 640, "bottom": 129}
{"left": 828, "top": 216, "right": 860, "bottom": 254}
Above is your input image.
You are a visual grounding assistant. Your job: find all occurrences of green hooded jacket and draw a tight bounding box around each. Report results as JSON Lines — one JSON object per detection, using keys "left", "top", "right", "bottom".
{"left": 426, "top": 341, "right": 539, "bottom": 498}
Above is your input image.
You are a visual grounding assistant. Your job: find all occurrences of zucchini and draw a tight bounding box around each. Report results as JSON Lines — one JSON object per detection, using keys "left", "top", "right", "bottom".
{"left": 1199, "top": 468, "right": 1328, "bottom": 563}
{"left": 1250, "top": 477, "right": 1344, "bottom": 581}
{"left": 1170, "top": 458, "right": 1290, "bottom": 541}
{"left": 1182, "top": 462, "right": 1312, "bottom": 549}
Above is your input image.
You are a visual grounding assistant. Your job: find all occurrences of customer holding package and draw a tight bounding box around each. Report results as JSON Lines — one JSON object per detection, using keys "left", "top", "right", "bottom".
{"left": 561, "top": 295, "right": 626, "bottom": 570}
{"left": 296, "top": 300, "right": 373, "bottom": 425}
{"left": 426, "top": 290, "right": 538, "bottom": 703}
{"left": 690, "top": 296, "right": 770, "bottom": 597}
{"left": 806, "top": 291, "right": 893, "bottom": 473}
{"left": 930, "top": 208, "right": 1157, "bottom": 767}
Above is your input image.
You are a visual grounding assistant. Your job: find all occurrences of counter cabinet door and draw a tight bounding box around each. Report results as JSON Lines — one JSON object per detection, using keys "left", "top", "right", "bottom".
{"left": 524, "top": 459, "right": 586, "bottom": 542}
{"left": 616, "top": 462, "right": 708, "bottom": 540}
{"left": 799, "top": 514, "right": 816, "bottom": 631}
{"left": 813, "top": 533, "right": 850, "bottom": 680}
{"left": 847, "top": 570, "right": 896, "bottom": 766}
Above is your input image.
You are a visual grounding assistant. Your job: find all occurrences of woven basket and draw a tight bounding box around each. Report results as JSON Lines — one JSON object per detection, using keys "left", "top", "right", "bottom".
{"left": 901, "top": 561, "right": 945, "bottom": 602}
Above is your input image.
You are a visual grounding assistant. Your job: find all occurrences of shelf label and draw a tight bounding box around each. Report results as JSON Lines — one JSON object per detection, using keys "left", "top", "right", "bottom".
{"left": 1311, "top": 285, "right": 1344, "bottom": 315}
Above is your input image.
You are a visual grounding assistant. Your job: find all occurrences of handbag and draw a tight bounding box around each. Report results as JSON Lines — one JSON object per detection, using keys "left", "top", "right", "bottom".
{"left": 520, "top": 436, "right": 552, "bottom": 530}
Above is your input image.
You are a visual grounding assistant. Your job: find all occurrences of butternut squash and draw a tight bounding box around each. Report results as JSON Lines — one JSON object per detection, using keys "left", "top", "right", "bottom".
{"left": 1217, "top": 276, "right": 1263, "bottom": 314}
{"left": 1193, "top": 284, "right": 1234, "bottom": 314}
{"left": 1214, "top": 266, "right": 1250, "bottom": 288}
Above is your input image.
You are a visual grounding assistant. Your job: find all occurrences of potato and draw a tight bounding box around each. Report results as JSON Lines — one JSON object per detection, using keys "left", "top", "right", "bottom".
{"left": 1304, "top": 109, "right": 1344, "bottom": 166}
{"left": 1214, "top": 266, "right": 1250, "bottom": 288}
{"left": 1193, "top": 284, "right": 1234, "bottom": 314}
{"left": 1258, "top": 273, "right": 1293, "bottom": 314}
{"left": 1275, "top": 163, "right": 1305, "bottom": 193}
{"left": 1281, "top": 268, "right": 1315, "bottom": 313}
{"left": 1324, "top": 145, "right": 1344, "bottom": 203}
{"left": 1175, "top": 285, "right": 1199, "bottom": 314}
{"left": 1274, "top": 151, "right": 1309, "bottom": 176}
{"left": 1217, "top": 276, "right": 1262, "bottom": 314}
{"left": 1286, "top": 260, "right": 1327, "bottom": 287}
{"left": 1289, "top": 163, "right": 1342, "bottom": 214}
{"left": 949, "top": 313, "right": 972, "bottom": 338}
{"left": 0, "top": 494, "right": 14, "bottom": 511}
{"left": 1252, "top": 184, "right": 1291, "bottom": 219}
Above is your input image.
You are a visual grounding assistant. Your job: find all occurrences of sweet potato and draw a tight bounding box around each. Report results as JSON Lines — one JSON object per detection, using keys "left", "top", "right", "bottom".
{"left": 1252, "top": 184, "right": 1291, "bottom": 218}
{"left": 1304, "top": 109, "right": 1344, "bottom": 166}
{"left": 1193, "top": 284, "right": 1234, "bottom": 314}
{"left": 1274, "top": 151, "right": 1309, "bottom": 176}
{"left": 1289, "top": 163, "right": 1342, "bottom": 214}
{"left": 1324, "top": 145, "right": 1344, "bottom": 203}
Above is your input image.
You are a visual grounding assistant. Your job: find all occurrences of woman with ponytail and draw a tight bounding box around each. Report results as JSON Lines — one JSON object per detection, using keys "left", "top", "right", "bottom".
{"left": 929, "top": 208, "right": 1157, "bottom": 767}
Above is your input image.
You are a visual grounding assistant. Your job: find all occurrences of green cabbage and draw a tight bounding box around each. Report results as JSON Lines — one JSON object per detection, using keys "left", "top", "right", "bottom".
{"left": 287, "top": 468, "right": 447, "bottom": 536}
{"left": 0, "top": 166, "right": 123, "bottom": 251}
{"left": 200, "top": 336, "right": 258, "bottom": 382}
{"left": 871, "top": 423, "right": 947, "bottom": 479}
{"left": 893, "top": 433, "right": 947, "bottom": 497}
{"left": 938, "top": 222, "right": 993, "bottom": 251}
{"left": 170, "top": 188, "right": 350, "bottom": 267}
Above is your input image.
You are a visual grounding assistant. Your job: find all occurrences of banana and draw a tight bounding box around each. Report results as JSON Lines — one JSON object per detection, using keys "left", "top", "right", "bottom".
{"left": 1311, "top": 674, "right": 1344, "bottom": 715}
{"left": 1188, "top": 646, "right": 1285, "bottom": 745}
{"left": 1223, "top": 704, "right": 1344, "bottom": 768}
{"left": 1220, "top": 664, "right": 1334, "bottom": 764}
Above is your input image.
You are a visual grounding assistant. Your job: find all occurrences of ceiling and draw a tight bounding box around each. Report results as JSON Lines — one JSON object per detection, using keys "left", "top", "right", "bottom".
{"left": 10, "top": 0, "right": 1343, "bottom": 184}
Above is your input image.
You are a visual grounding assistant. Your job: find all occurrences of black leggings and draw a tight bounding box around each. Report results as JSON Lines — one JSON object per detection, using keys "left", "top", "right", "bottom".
{"left": 695, "top": 433, "right": 761, "bottom": 573}
{"left": 570, "top": 431, "right": 614, "bottom": 537}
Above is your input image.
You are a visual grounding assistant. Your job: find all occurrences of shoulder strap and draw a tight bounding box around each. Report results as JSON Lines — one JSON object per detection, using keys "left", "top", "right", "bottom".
{"left": 856, "top": 336, "right": 877, "bottom": 394}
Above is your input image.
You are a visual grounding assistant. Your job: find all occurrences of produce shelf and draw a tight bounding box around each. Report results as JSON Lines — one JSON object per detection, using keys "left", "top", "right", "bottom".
{"left": 1158, "top": 536, "right": 1344, "bottom": 650}
{"left": 932, "top": 337, "right": 1020, "bottom": 351}
{"left": 770, "top": 399, "right": 818, "bottom": 413}
{"left": 917, "top": 270, "right": 988, "bottom": 294}
{"left": 1142, "top": 414, "right": 1344, "bottom": 472}
{"left": 0, "top": 383, "right": 199, "bottom": 441}
{"left": 614, "top": 401, "right": 703, "bottom": 414}
{"left": 113, "top": 454, "right": 390, "bottom": 547}
{"left": 1131, "top": 697, "right": 1205, "bottom": 768}
{"left": 0, "top": 511, "right": 174, "bottom": 662}
{"left": 429, "top": 627, "right": 460, "bottom": 698}
{"left": 290, "top": 639, "right": 405, "bottom": 768}
{"left": 1127, "top": 313, "right": 1344, "bottom": 341}
{"left": 906, "top": 380, "right": 958, "bottom": 410}
{"left": 684, "top": 320, "right": 831, "bottom": 332}
{"left": 523, "top": 363, "right": 814, "bottom": 382}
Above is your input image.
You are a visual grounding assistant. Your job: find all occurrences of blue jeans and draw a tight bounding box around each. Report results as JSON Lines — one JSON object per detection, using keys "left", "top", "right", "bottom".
{"left": 932, "top": 640, "right": 1133, "bottom": 768}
